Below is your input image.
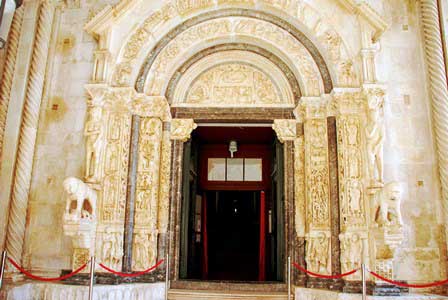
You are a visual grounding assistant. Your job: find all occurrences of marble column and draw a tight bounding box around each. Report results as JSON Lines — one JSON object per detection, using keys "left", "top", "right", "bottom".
{"left": 420, "top": 0, "right": 448, "bottom": 222}
{"left": 5, "top": 1, "right": 54, "bottom": 266}
{"left": 0, "top": 6, "right": 24, "bottom": 168}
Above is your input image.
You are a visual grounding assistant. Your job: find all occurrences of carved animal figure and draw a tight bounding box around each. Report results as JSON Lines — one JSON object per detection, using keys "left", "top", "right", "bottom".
{"left": 63, "top": 177, "right": 97, "bottom": 220}
{"left": 374, "top": 182, "right": 403, "bottom": 227}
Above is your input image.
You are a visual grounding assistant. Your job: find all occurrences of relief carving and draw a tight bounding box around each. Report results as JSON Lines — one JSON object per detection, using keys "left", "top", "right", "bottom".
{"left": 305, "top": 118, "right": 330, "bottom": 230}
{"left": 186, "top": 64, "right": 281, "bottom": 105}
{"left": 101, "top": 229, "right": 123, "bottom": 270}
{"left": 132, "top": 232, "right": 157, "bottom": 270}
{"left": 305, "top": 232, "right": 330, "bottom": 274}
{"left": 339, "top": 232, "right": 367, "bottom": 278}
{"left": 63, "top": 177, "right": 97, "bottom": 221}
{"left": 294, "top": 136, "right": 306, "bottom": 237}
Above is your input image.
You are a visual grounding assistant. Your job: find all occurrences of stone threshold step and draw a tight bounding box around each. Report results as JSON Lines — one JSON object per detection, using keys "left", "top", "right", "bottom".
{"left": 168, "top": 289, "right": 289, "bottom": 300}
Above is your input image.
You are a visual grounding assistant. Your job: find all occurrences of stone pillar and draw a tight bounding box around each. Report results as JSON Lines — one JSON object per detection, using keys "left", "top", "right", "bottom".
{"left": 157, "top": 125, "right": 172, "bottom": 260}
{"left": 420, "top": 0, "right": 448, "bottom": 233}
{"left": 132, "top": 117, "right": 162, "bottom": 271}
{"left": 294, "top": 126, "right": 306, "bottom": 285}
{"left": 169, "top": 119, "right": 196, "bottom": 280}
{"left": 301, "top": 97, "right": 332, "bottom": 288}
{"left": 333, "top": 90, "right": 369, "bottom": 291}
{"left": 5, "top": 1, "right": 55, "bottom": 268}
{"left": 0, "top": 6, "right": 24, "bottom": 167}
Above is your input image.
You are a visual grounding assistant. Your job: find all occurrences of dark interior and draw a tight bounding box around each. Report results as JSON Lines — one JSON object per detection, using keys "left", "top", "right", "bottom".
{"left": 179, "top": 126, "right": 284, "bottom": 282}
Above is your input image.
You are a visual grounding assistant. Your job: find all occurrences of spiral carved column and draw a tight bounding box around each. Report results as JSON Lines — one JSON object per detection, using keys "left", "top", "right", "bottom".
{"left": 0, "top": 6, "right": 24, "bottom": 168}
{"left": 5, "top": 1, "right": 55, "bottom": 265}
{"left": 420, "top": 1, "right": 448, "bottom": 222}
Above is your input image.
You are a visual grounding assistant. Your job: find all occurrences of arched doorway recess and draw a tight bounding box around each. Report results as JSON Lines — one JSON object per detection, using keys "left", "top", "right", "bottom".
{"left": 74, "top": 0, "right": 393, "bottom": 292}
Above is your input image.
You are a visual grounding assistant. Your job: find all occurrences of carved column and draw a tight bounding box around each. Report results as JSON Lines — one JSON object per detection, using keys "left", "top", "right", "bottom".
{"left": 420, "top": 0, "right": 448, "bottom": 234}
{"left": 169, "top": 118, "right": 196, "bottom": 280}
{"left": 0, "top": 6, "right": 24, "bottom": 166}
{"left": 5, "top": 1, "right": 55, "bottom": 268}
{"left": 157, "top": 125, "right": 172, "bottom": 260}
{"left": 132, "top": 117, "right": 162, "bottom": 271}
{"left": 301, "top": 98, "right": 332, "bottom": 288}
{"left": 333, "top": 91, "right": 369, "bottom": 291}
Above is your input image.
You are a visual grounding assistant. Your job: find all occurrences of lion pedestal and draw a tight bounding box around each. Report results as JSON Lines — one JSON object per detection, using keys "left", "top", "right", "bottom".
{"left": 62, "top": 177, "right": 98, "bottom": 272}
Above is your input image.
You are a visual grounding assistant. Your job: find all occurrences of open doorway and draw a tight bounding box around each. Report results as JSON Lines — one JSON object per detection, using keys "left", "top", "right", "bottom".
{"left": 179, "top": 126, "right": 284, "bottom": 282}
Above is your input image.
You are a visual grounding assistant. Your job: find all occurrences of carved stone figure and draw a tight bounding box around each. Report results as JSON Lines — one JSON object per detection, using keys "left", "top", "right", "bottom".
{"left": 306, "top": 232, "right": 329, "bottom": 274}
{"left": 366, "top": 89, "right": 385, "bottom": 184}
{"left": 84, "top": 107, "right": 103, "bottom": 182}
{"left": 374, "top": 182, "right": 403, "bottom": 227}
{"left": 63, "top": 177, "right": 97, "bottom": 220}
{"left": 348, "top": 180, "right": 362, "bottom": 213}
{"left": 102, "top": 230, "right": 123, "bottom": 269}
{"left": 272, "top": 119, "right": 296, "bottom": 143}
{"left": 133, "top": 233, "right": 151, "bottom": 270}
{"left": 340, "top": 233, "right": 362, "bottom": 273}
{"left": 170, "top": 119, "right": 197, "bottom": 141}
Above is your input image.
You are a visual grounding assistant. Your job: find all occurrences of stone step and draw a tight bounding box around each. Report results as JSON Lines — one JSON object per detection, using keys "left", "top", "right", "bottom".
{"left": 168, "top": 289, "right": 290, "bottom": 300}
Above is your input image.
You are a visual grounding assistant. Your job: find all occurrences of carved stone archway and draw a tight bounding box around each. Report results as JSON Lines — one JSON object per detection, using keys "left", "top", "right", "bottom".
{"left": 57, "top": 0, "right": 396, "bottom": 292}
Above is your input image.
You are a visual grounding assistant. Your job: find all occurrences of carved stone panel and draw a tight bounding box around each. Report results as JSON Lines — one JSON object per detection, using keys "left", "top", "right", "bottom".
{"left": 304, "top": 118, "right": 330, "bottom": 230}
{"left": 337, "top": 115, "right": 366, "bottom": 230}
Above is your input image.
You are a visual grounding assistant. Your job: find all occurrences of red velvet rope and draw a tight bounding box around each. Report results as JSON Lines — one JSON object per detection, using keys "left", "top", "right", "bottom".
{"left": 369, "top": 270, "right": 448, "bottom": 288}
{"left": 98, "top": 259, "right": 164, "bottom": 278}
{"left": 7, "top": 257, "right": 88, "bottom": 282}
{"left": 293, "top": 262, "right": 358, "bottom": 279}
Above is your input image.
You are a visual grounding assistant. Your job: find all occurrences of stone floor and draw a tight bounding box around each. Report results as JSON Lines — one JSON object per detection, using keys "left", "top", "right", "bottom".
{"left": 295, "top": 287, "right": 448, "bottom": 300}
{"left": 2, "top": 284, "right": 448, "bottom": 300}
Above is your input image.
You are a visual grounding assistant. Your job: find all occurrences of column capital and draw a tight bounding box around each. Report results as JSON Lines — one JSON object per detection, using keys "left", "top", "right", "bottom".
{"left": 272, "top": 119, "right": 297, "bottom": 143}
{"left": 170, "top": 119, "right": 197, "bottom": 142}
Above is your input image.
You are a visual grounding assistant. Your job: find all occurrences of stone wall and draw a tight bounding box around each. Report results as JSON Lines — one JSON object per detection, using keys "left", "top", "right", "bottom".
{"left": 2, "top": 0, "right": 445, "bottom": 286}
{"left": 21, "top": 0, "right": 118, "bottom": 273}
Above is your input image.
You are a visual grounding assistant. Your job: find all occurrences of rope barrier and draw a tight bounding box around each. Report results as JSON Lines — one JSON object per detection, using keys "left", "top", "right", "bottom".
{"left": 98, "top": 259, "right": 164, "bottom": 278}
{"left": 369, "top": 269, "right": 448, "bottom": 288}
{"left": 7, "top": 257, "right": 88, "bottom": 282}
{"left": 292, "top": 262, "right": 358, "bottom": 279}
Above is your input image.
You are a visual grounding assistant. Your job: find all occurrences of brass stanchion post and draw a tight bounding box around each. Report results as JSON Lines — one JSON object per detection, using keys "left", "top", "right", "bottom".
{"left": 88, "top": 256, "right": 95, "bottom": 300}
{"left": 362, "top": 263, "right": 367, "bottom": 300}
{"left": 0, "top": 251, "right": 6, "bottom": 291}
{"left": 288, "top": 256, "right": 291, "bottom": 300}
{"left": 165, "top": 254, "right": 169, "bottom": 300}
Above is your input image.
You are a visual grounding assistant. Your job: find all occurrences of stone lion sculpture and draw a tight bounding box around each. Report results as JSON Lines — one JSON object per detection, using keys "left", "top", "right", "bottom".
{"left": 374, "top": 182, "right": 403, "bottom": 227}
{"left": 63, "top": 177, "right": 97, "bottom": 220}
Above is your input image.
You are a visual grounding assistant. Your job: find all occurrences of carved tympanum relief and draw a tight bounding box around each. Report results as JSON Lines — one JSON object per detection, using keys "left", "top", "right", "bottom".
{"left": 186, "top": 64, "right": 280, "bottom": 105}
